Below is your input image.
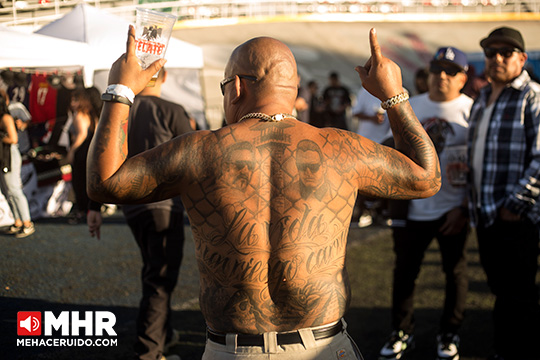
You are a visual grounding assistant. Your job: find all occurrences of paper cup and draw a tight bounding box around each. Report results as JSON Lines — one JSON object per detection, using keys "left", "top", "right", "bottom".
{"left": 135, "top": 8, "right": 176, "bottom": 86}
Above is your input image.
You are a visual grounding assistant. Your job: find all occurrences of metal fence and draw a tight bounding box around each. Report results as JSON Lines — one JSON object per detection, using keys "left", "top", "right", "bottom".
{"left": 1, "top": 0, "right": 539, "bottom": 27}
{"left": 155, "top": 0, "right": 540, "bottom": 19}
{"left": 0, "top": 0, "right": 136, "bottom": 26}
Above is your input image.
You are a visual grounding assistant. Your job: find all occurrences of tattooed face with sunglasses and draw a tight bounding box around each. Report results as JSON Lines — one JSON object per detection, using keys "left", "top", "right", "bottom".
{"left": 296, "top": 140, "right": 326, "bottom": 197}
{"left": 222, "top": 141, "right": 256, "bottom": 191}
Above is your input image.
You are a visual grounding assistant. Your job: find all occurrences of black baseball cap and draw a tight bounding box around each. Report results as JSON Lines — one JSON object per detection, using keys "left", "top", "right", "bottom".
{"left": 480, "top": 26, "right": 525, "bottom": 52}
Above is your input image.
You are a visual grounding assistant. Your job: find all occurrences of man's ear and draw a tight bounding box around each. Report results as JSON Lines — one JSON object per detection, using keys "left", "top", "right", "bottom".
{"left": 520, "top": 52, "right": 528, "bottom": 68}
{"left": 459, "top": 72, "right": 468, "bottom": 90}
{"left": 231, "top": 75, "right": 243, "bottom": 104}
{"left": 162, "top": 70, "right": 168, "bottom": 84}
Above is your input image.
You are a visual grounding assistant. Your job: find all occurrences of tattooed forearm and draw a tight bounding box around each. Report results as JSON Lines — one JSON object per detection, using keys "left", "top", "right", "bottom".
{"left": 389, "top": 102, "right": 440, "bottom": 183}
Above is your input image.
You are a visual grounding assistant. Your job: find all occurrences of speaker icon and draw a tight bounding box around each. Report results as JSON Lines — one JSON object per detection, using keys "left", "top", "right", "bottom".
{"left": 17, "top": 311, "right": 42, "bottom": 336}
{"left": 20, "top": 316, "right": 40, "bottom": 332}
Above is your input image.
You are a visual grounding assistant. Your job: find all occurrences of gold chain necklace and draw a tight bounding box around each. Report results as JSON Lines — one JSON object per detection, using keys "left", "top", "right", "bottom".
{"left": 238, "top": 112, "right": 296, "bottom": 123}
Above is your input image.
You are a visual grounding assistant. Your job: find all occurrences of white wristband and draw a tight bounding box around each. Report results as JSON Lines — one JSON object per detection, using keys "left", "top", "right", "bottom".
{"left": 105, "top": 84, "right": 135, "bottom": 104}
{"left": 381, "top": 92, "right": 409, "bottom": 110}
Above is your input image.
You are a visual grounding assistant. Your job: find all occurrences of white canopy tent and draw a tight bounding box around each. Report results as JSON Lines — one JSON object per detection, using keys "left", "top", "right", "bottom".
{"left": 0, "top": 25, "right": 89, "bottom": 70}
{"left": 35, "top": 4, "right": 207, "bottom": 128}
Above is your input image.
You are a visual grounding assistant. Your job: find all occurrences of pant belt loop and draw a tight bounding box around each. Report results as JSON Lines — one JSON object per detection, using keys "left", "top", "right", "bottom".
{"left": 225, "top": 333, "right": 237, "bottom": 353}
{"left": 298, "top": 328, "right": 317, "bottom": 350}
{"left": 263, "top": 331, "right": 278, "bottom": 353}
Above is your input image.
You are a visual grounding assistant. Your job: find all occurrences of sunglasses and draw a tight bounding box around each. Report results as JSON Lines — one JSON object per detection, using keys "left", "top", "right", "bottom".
{"left": 483, "top": 47, "right": 522, "bottom": 59}
{"left": 220, "top": 75, "right": 258, "bottom": 95}
{"left": 297, "top": 163, "right": 321, "bottom": 173}
{"left": 233, "top": 160, "right": 255, "bottom": 172}
{"left": 429, "top": 64, "right": 462, "bottom": 77}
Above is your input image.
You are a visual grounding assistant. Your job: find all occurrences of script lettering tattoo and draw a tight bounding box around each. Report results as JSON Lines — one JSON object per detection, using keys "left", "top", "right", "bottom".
{"left": 193, "top": 186, "right": 350, "bottom": 332}
{"left": 305, "top": 228, "right": 347, "bottom": 274}
{"left": 277, "top": 204, "right": 327, "bottom": 243}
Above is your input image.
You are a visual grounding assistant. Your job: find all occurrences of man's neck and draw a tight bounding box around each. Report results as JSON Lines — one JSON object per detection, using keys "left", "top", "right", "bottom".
{"left": 139, "top": 86, "right": 161, "bottom": 97}
{"left": 487, "top": 82, "right": 507, "bottom": 106}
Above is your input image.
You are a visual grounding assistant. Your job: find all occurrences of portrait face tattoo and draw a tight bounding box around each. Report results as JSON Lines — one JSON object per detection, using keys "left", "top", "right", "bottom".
{"left": 222, "top": 142, "right": 256, "bottom": 191}
{"left": 297, "top": 150, "right": 323, "bottom": 188}
{"left": 296, "top": 140, "right": 326, "bottom": 196}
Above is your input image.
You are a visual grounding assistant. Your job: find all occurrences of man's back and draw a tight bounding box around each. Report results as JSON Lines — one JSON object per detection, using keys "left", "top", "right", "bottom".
{"left": 88, "top": 30, "right": 442, "bottom": 349}
{"left": 179, "top": 117, "right": 423, "bottom": 334}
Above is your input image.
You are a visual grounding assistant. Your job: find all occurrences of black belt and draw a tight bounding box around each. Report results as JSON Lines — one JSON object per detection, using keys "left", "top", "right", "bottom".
{"left": 207, "top": 321, "right": 343, "bottom": 347}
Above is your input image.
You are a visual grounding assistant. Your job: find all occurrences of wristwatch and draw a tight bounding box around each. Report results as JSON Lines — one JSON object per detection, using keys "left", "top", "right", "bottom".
{"left": 101, "top": 93, "right": 132, "bottom": 106}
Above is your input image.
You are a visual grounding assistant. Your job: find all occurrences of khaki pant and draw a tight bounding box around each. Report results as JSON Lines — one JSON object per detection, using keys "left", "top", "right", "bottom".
{"left": 202, "top": 319, "right": 364, "bottom": 360}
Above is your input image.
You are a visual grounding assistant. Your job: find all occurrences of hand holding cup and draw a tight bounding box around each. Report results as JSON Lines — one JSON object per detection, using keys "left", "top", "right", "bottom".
{"left": 107, "top": 26, "right": 166, "bottom": 96}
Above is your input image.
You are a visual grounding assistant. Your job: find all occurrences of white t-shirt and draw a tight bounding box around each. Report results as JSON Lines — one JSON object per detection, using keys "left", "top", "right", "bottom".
{"left": 471, "top": 103, "right": 494, "bottom": 207}
{"left": 407, "top": 93, "right": 473, "bottom": 221}
{"left": 352, "top": 88, "right": 389, "bottom": 144}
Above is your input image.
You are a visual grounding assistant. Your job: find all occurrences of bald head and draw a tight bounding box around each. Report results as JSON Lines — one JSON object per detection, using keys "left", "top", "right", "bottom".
{"left": 225, "top": 37, "right": 299, "bottom": 103}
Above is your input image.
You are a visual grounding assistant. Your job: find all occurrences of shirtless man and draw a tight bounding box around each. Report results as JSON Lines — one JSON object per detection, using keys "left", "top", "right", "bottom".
{"left": 88, "top": 26, "right": 440, "bottom": 359}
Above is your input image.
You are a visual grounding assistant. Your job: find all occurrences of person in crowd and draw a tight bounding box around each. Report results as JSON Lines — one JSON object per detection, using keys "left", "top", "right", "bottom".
{"left": 306, "top": 80, "right": 325, "bottom": 128}
{"left": 4, "top": 90, "right": 32, "bottom": 157}
{"left": 88, "top": 68, "right": 193, "bottom": 360}
{"left": 350, "top": 86, "right": 390, "bottom": 228}
{"left": 0, "top": 92, "right": 34, "bottom": 238}
{"left": 66, "top": 86, "right": 101, "bottom": 224}
{"left": 322, "top": 71, "right": 351, "bottom": 130}
{"left": 294, "top": 74, "right": 309, "bottom": 122}
{"left": 296, "top": 79, "right": 325, "bottom": 127}
{"left": 87, "top": 26, "right": 441, "bottom": 359}
{"left": 379, "top": 46, "right": 472, "bottom": 360}
{"left": 414, "top": 67, "right": 430, "bottom": 95}
{"left": 352, "top": 87, "right": 388, "bottom": 145}
{"left": 462, "top": 64, "right": 489, "bottom": 100}
{"left": 467, "top": 26, "right": 540, "bottom": 360}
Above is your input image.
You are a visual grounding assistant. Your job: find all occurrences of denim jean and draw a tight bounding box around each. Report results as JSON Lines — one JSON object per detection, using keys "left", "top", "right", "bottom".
{"left": 0, "top": 144, "right": 31, "bottom": 223}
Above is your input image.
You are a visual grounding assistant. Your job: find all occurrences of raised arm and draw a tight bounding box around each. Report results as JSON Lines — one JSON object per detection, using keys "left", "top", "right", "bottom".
{"left": 355, "top": 28, "right": 441, "bottom": 198}
{"left": 87, "top": 25, "right": 176, "bottom": 204}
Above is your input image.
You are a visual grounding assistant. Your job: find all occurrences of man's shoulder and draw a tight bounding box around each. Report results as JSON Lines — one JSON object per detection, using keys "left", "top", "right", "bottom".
{"left": 526, "top": 79, "right": 540, "bottom": 95}
{"left": 451, "top": 93, "right": 474, "bottom": 107}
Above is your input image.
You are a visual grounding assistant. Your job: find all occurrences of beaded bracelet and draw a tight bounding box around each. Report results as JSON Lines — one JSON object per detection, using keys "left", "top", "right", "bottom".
{"left": 381, "top": 92, "right": 409, "bottom": 110}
